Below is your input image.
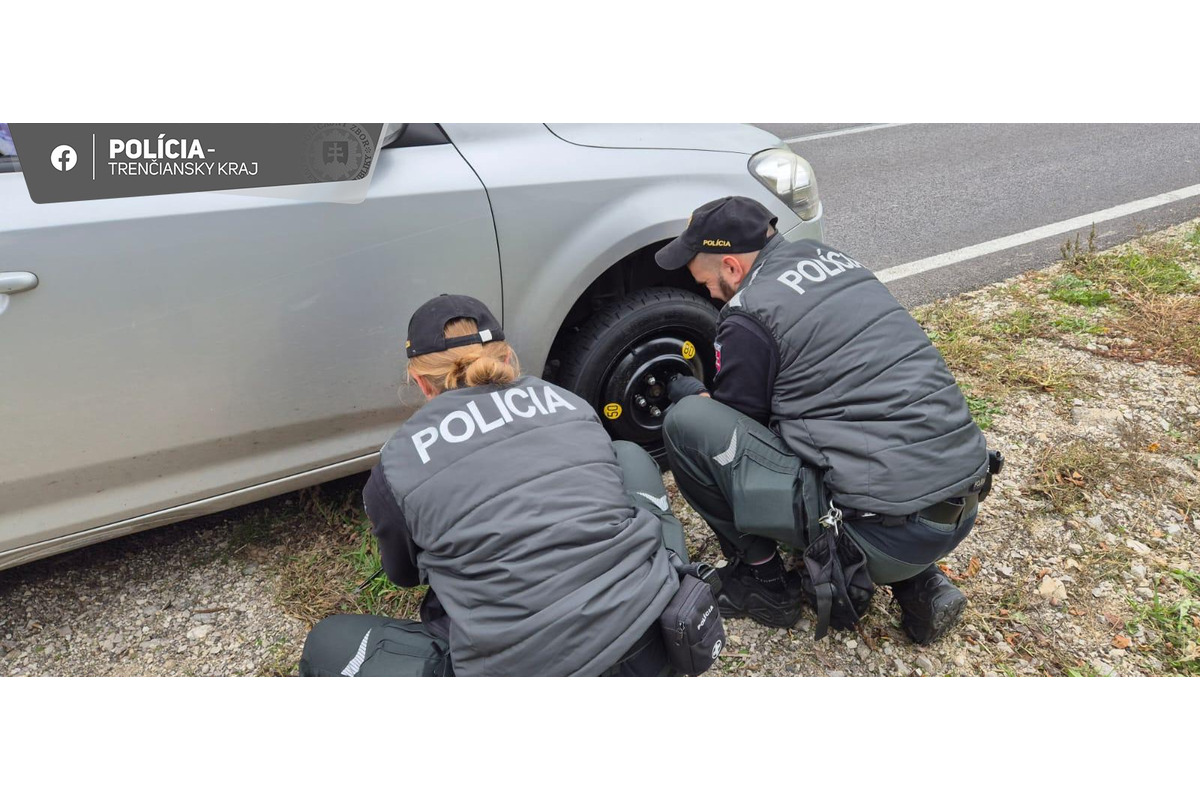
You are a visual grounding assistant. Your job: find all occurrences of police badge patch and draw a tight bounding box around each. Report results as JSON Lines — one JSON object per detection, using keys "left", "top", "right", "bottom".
{"left": 714, "top": 341, "right": 722, "bottom": 373}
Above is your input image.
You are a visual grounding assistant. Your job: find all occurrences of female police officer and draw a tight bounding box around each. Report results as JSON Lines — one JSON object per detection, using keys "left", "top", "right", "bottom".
{"left": 300, "top": 295, "right": 683, "bottom": 676}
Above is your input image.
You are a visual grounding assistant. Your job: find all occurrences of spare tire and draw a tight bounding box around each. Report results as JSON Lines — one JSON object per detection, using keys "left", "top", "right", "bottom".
{"left": 558, "top": 287, "right": 719, "bottom": 464}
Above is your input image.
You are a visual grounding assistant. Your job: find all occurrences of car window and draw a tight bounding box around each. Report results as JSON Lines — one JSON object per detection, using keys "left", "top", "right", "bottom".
{"left": 0, "top": 123, "right": 19, "bottom": 173}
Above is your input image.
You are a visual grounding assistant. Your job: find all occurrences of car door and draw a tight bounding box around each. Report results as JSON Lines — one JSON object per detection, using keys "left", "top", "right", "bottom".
{"left": 0, "top": 125, "right": 501, "bottom": 566}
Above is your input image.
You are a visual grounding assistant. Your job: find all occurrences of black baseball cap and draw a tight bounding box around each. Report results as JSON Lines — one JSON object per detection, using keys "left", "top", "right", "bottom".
{"left": 655, "top": 196, "right": 779, "bottom": 271}
{"left": 406, "top": 294, "right": 505, "bottom": 358}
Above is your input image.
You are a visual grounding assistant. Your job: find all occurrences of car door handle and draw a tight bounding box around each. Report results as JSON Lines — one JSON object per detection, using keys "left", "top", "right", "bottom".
{"left": 0, "top": 272, "right": 39, "bottom": 294}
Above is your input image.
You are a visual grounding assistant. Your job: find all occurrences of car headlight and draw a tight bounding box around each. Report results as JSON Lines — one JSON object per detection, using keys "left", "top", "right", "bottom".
{"left": 748, "top": 148, "right": 820, "bottom": 222}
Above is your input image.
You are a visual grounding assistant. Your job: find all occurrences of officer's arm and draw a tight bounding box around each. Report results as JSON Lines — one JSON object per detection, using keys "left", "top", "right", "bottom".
{"left": 363, "top": 464, "right": 422, "bottom": 588}
{"left": 710, "top": 314, "right": 778, "bottom": 426}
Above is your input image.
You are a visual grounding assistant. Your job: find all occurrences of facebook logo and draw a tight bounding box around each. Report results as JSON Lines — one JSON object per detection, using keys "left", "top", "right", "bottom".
{"left": 50, "top": 145, "right": 77, "bottom": 172}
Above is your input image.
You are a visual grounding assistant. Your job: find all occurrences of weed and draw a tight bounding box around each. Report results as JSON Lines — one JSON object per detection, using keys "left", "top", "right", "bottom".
{"left": 1187, "top": 224, "right": 1200, "bottom": 247}
{"left": 1048, "top": 274, "right": 1113, "bottom": 307}
{"left": 1051, "top": 315, "right": 1105, "bottom": 335}
{"left": 256, "top": 637, "right": 300, "bottom": 677}
{"left": 1106, "top": 294, "right": 1200, "bottom": 370}
{"left": 1065, "top": 663, "right": 1105, "bottom": 677}
{"left": 991, "top": 308, "right": 1050, "bottom": 340}
{"left": 1060, "top": 225, "right": 1098, "bottom": 267}
{"left": 1029, "top": 439, "right": 1120, "bottom": 512}
{"left": 1126, "top": 585, "right": 1199, "bottom": 676}
{"left": 1110, "top": 251, "right": 1195, "bottom": 295}
{"left": 965, "top": 392, "right": 1002, "bottom": 431}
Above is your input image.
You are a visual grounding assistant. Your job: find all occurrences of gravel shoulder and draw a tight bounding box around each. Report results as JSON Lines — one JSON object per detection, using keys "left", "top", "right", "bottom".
{"left": 4, "top": 220, "right": 1199, "bottom": 677}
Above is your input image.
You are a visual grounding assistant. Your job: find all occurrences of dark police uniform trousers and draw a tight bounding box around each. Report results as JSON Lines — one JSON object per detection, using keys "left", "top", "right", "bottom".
{"left": 663, "top": 396, "right": 978, "bottom": 586}
{"left": 300, "top": 441, "right": 686, "bottom": 677}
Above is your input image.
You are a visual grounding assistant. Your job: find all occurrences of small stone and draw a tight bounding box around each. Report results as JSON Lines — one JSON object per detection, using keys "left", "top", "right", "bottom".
{"left": 893, "top": 658, "right": 912, "bottom": 676}
{"left": 1072, "top": 407, "right": 1123, "bottom": 427}
{"left": 141, "top": 639, "right": 165, "bottom": 650}
{"left": 846, "top": 639, "right": 858, "bottom": 650}
{"left": 826, "top": 671, "right": 846, "bottom": 677}
{"left": 1065, "top": 558, "right": 1080, "bottom": 570}
{"left": 954, "top": 652, "right": 967, "bottom": 667}
{"left": 915, "top": 655, "right": 935, "bottom": 674}
{"left": 1126, "top": 538, "right": 1151, "bottom": 554}
{"left": 187, "top": 625, "right": 213, "bottom": 641}
{"left": 1038, "top": 576, "right": 1068, "bottom": 602}
{"left": 1067, "top": 543, "right": 1084, "bottom": 556}
{"left": 1166, "top": 524, "right": 1182, "bottom": 536}
{"left": 1090, "top": 659, "right": 1115, "bottom": 677}
{"left": 1136, "top": 587, "right": 1155, "bottom": 600}
{"left": 1131, "top": 564, "right": 1147, "bottom": 581}
{"left": 1086, "top": 515, "right": 1105, "bottom": 532}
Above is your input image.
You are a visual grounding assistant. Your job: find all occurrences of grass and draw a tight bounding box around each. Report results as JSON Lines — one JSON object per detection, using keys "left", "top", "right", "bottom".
{"left": 1051, "top": 314, "right": 1106, "bottom": 335}
{"left": 965, "top": 392, "right": 1002, "bottom": 431}
{"left": 1053, "top": 235, "right": 1199, "bottom": 368}
{"left": 1048, "top": 274, "right": 1113, "bottom": 307}
{"left": 256, "top": 637, "right": 300, "bottom": 677}
{"left": 272, "top": 481, "right": 426, "bottom": 628}
{"left": 915, "top": 303, "right": 1083, "bottom": 409}
{"left": 1028, "top": 439, "right": 1121, "bottom": 512}
{"left": 1125, "top": 573, "right": 1200, "bottom": 676}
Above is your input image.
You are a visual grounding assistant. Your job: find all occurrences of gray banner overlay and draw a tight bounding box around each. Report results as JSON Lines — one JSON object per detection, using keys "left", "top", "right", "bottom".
{"left": 9, "top": 124, "right": 384, "bottom": 204}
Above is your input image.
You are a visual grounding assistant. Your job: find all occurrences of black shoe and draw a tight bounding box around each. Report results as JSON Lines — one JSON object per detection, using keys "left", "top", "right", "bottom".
{"left": 716, "top": 559, "right": 806, "bottom": 629}
{"left": 889, "top": 565, "right": 967, "bottom": 645}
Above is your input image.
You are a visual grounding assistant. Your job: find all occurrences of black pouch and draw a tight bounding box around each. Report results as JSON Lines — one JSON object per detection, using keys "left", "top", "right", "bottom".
{"left": 658, "top": 559, "right": 727, "bottom": 676}
{"left": 797, "top": 476, "right": 876, "bottom": 640}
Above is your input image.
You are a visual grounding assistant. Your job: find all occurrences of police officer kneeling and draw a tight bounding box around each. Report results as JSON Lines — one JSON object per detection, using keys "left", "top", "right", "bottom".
{"left": 301, "top": 295, "right": 685, "bottom": 676}
{"left": 657, "top": 197, "right": 997, "bottom": 644}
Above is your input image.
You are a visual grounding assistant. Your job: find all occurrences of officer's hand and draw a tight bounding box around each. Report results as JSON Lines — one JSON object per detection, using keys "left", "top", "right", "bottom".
{"left": 667, "top": 373, "right": 707, "bottom": 403}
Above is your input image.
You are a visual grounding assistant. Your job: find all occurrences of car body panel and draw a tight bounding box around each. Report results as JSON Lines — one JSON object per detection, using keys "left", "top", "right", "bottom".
{"left": 545, "top": 123, "right": 783, "bottom": 154}
{"left": 0, "top": 143, "right": 500, "bottom": 562}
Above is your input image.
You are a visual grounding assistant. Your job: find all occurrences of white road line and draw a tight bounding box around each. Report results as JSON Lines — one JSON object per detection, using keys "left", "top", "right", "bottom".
{"left": 876, "top": 183, "right": 1200, "bottom": 285}
{"left": 783, "top": 123, "right": 908, "bottom": 144}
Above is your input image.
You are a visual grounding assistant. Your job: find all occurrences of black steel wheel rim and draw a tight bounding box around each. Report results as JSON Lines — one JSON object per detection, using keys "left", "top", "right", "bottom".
{"left": 598, "top": 332, "right": 707, "bottom": 443}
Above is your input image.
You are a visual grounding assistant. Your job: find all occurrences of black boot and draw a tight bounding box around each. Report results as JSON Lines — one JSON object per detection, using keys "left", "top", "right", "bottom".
{"left": 716, "top": 554, "right": 806, "bottom": 629}
{"left": 889, "top": 565, "right": 966, "bottom": 644}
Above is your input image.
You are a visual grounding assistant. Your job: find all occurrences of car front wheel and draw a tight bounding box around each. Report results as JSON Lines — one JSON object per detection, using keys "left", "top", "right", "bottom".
{"left": 557, "top": 287, "right": 719, "bottom": 464}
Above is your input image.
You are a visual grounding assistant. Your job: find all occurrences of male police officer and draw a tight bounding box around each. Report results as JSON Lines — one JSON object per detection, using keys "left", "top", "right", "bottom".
{"left": 657, "top": 197, "right": 992, "bottom": 644}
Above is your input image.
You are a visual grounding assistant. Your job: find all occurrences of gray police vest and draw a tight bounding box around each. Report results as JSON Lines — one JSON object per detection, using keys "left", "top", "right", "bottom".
{"left": 378, "top": 375, "right": 677, "bottom": 676}
{"left": 722, "top": 236, "right": 988, "bottom": 516}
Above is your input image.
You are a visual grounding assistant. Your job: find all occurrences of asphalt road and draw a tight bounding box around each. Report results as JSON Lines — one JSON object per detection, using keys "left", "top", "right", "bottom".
{"left": 755, "top": 123, "right": 1200, "bottom": 306}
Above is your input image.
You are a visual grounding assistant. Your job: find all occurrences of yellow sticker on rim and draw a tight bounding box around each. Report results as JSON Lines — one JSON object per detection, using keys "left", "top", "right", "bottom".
{"left": 603, "top": 403, "right": 623, "bottom": 420}
{"left": 681, "top": 341, "right": 696, "bottom": 360}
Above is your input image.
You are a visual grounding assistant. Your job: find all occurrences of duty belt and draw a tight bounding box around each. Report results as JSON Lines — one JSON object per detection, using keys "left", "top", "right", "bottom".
{"left": 842, "top": 449, "right": 1003, "bottom": 528}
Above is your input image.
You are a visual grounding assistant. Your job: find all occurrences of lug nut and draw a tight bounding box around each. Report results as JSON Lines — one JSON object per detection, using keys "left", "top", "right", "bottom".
{"left": 635, "top": 395, "right": 647, "bottom": 408}
{"left": 645, "top": 375, "right": 657, "bottom": 386}
{"left": 650, "top": 406, "right": 662, "bottom": 418}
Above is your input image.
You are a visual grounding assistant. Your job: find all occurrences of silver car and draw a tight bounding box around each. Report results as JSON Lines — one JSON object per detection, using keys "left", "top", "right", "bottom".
{"left": 0, "top": 123, "right": 823, "bottom": 569}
